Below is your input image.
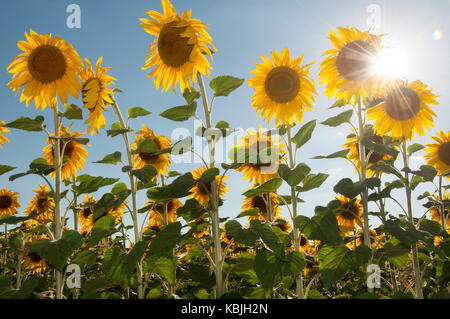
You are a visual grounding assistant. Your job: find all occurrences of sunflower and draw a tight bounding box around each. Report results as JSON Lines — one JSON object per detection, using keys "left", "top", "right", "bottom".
{"left": 424, "top": 130, "right": 450, "bottom": 179}
{"left": 79, "top": 57, "right": 116, "bottom": 135}
{"left": 429, "top": 193, "right": 450, "bottom": 230}
{"left": 335, "top": 195, "right": 363, "bottom": 233}
{"left": 273, "top": 217, "right": 292, "bottom": 233}
{"left": 243, "top": 192, "right": 280, "bottom": 222}
{"left": 7, "top": 30, "right": 82, "bottom": 111}
{"left": 188, "top": 166, "right": 228, "bottom": 207}
{"left": 42, "top": 123, "right": 88, "bottom": 179}
{"left": 0, "top": 121, "right": 10, "bottom": 148}
{"left": 146, "top": 198, "right": 182, "bottom": 226}
{"left": 367, "top": 79, "right": 438, "bottom": 140}
{"left": 105, "top": 198, "right": 127, "bottom": 222}
{"left": 303, "top": 261, "right": 319, "bottom": 278}
{"left": 139, "top": 0, "right": 216, "bottom": 93}
{"left": 24, "top": 184, "right": 54, "bottom": 222}
{"left": 78, "top": 195, "right": 96, "bottom": 233}
{"left": 346, "top": 228, "right": 381, "bottom": 249}
{"left": 220, "top": 225, "right": 248, "bottom": 256}
{"left": 234, "top": 127, "right": 286, "bottom": 185}
{"left": 0, "top": 187, "right": 20, "bottom": 216}
{"left": 189, "top": 216, "right": 210, "bottom": 239}
{"left": 319, "top": 27, "right": 385, "bottom": 105}
{"left": 132, "top": 125, "right": 171, "bottom": 177}
{"left": 343, "top": 130, "right": 393, "bottom": 177}
{"left": 249, "top": 47, "right": 317, "bottom": 126}
{"left": 22, "top": 234, "right": 48, "bottom": 274}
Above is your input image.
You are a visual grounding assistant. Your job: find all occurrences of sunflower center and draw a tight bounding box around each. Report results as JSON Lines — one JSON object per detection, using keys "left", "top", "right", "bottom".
{"left": 336, "top": 40, "right": 377, "bottom": 82}
{"left": 52, "top": 140, "right": 75, "bottom": 160}
{"left": 275, "top": 221, "right": 289, "bottom": 232}
{"left": 82, "top": 207, "right": 92, "bottom": 219}
{"left": 37, "top": 197, "right": 48, "bottom": 210}
{"left": 438, "top": 142, "right": 450, "bottom": 166}
{"left": 158, "top": 22, "right": 194, "bottom": 68}
{"left": 358, "top": 135, "right": 385, "bottom": 165}
{"left": 300, "top": 235, "right": 307, "bottom": 246}
{"left": 28, "top": 45, "right": 67, "bottom": 83}
{"left": 340, "top": 201, "right": 360, "bottom": 220}
{"left": 384, "top": 86, "right": 421, "bottom": 121}
{"left": 28, "top": 251, "right": 42, "bottom": 263}
{"left": 0, "top": 195, "right": 12, "bottom": 209}
{"left": 264, "top": 66, "right": 300, "bottom": 103}
{"left": 155, "top": 200, "right": 174, "bottom": 215}
{"left": 197, "top": 180, "right": 212, "bottom": 196}
{"left": 251, "top": 195, "right": 268, "bottom": 215}
{"left": 139, "top": 138, "right": 161, "bottom": 163}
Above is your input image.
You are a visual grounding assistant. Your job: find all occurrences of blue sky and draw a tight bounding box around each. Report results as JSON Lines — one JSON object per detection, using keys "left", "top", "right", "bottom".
{"left": 0, "top": 0, "right": 449, "bottom": 236}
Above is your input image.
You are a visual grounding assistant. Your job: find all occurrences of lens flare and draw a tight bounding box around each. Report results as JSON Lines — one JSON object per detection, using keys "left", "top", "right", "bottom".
{"left": 432, "top": 29, "right": 443, "bottom": 41}
{"left": 372, "top": 47, "right": 407, "bottom": 78}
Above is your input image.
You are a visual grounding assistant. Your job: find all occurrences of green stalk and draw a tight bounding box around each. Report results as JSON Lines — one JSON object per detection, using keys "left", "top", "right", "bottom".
{"left": 401, "top": 139, "right": 424, "bottom": 299}
{"left": 197, "top": 73, "right": 224, "bottom": 298}
{"left": 438, "top": 176, "right": 447, "bottom": 232}
{"left": 111, "top": 101, "right": 144, "bottom": 299}
{"left": 356, "top": 97, "right": 371, "bottom": 247}
{"left": 286, "top": 125, "right": 304, "bottom": 299}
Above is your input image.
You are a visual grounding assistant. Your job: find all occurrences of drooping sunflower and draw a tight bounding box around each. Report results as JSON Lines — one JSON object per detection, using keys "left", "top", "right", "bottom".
{"left": 234, "top": 127, "right": 286, "bottom": 185}
{"left": 367, "top": 79, "right": 438, "bottom": 140}
{"left": 429, "top": 193, "right": 450, "bottom": 230}
{"left": 343, "top": 130, "right": 393, "bottom": 177}
{"left": 42, "top": 123, "right": 88, "bottom": 179}
{"left": 249, "top": 47, "right": 317, "bottom": 126}
{"left": 220, "top": 225, "right": 248, "bottom": 256}
{"left": 346, "top": 228, "right": 381, "bottom": 249}
{"left": 434, "top": 236, "right": 443, "bottom": 247}
{"left": 424, "top": 130, "right": 450, "bottom": 179}
{"left": 319, "top": 27, "right": 384, "bottom": 105}
{"left": 139, "top": 0, "right": 216, "bottom": 93}
{"left": 243, "top": 192, "right": 280, "bottom": 222}
{"left": 273, "top": 217, "right": 292, "bottom": 233}
{"left": 146, "top": 198, "right": 182, "bottom": 226}
{"left": 78, "top": 194, "right": 96, "bottom": 233}
{"left": 188, "top": 166, "right": 228, "bottom": 207}
{"left": 79, "top": 57, "right": 116, "bottom": 135}
{"left": 0, "top": 187, "right": 20, "bottom": 216}
{"left": 24, "top": 184, "right": 54, "bottom": 222}
{"left": 22, "top": 234, "right": 48, "bottom": 274}
{"left": 335, "top": 195, "right": 363, "bottom": 233}
{"left": 0, "top": 121, "right": 10, "bottom": 148}
{"left": 132, "top": 125, "right": 171, "bottom": 177}
{"left": 7, "top": 30, "right": 83, "bottom": 111}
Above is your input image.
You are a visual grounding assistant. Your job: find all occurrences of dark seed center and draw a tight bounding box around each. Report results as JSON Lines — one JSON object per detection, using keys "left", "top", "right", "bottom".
{"left": 158, "top": 22, "right": 194, "bottom": 68}
{"left": 336, "top": 40, "right": 377, "bottom": 82}
{"left": 264, "top": 66, "right": 300, "bottom": 103}
{"left": 28, "top": 45, "right": 67, "bottom": 83}
{"left": 384, "top": 86, "right": 421, "bottom": 121}
{"left": 0, "top": 195, "right": 12, "bottom": 209}
{"left": 438, "top": 142, "right": 450, "bottom": 166}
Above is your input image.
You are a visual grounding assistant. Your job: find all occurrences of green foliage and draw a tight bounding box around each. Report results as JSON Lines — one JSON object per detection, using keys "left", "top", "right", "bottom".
{"left": 160, "top": 102, "right": 197, "bottom": 122}
{"left": 320, "top": 110, "right": 353, "bottom": 127}
{"left": 127, "top": 107, "right": 151, "bottom": 119}
{"left": 209, "top": 75, "right": 245, "bottom": 97}
{"left": 292, "top": 120, "right": 316, "bottom": 148}
{"left": 5, "top": 116, "right": 44, "bottom": 132}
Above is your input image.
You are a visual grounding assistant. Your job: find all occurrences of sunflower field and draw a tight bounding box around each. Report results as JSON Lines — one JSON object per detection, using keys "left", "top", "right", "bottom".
{"left": 0, "top": 0, "right": 449, "bottom": 301}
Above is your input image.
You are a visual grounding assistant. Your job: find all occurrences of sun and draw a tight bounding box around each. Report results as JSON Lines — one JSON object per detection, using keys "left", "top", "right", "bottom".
{"left": 371, "top": 47, "right": 408, "bottom": 79}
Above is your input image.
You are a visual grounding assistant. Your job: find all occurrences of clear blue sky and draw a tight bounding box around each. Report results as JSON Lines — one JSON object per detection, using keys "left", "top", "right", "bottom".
{"left": 1, "top": 0, "right": 449, "bottom": 235}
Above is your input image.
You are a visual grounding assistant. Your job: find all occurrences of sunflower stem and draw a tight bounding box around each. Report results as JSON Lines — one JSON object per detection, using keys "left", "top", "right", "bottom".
{"left": 197, "top": 73, "right": 224, "bottom": 298}
{"left": 356, "top": 97, "right": 371, "bottom": 248}
{"left": 401, "top": 138, "right": 424, "bottom": 299}
{"left": 438, "top": 176, "right": 447, "bottom": 232}
{"left": 287, "top": 125, "right": 304, "bottom": 299}
{"left": 111, "top": 100, "right": 144, "bottom": 299}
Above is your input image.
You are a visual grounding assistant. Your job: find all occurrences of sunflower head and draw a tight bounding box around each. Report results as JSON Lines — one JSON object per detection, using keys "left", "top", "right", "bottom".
{"left": 424, "top": 130, "right": 450, "bottom": 179}
{"left": 347, "top": 228, "right": 380, "bottom": 249}
{"left": 249, "top": 47, "right": 317, "bottom": 125}
{"left": 139, "top": 0, "right": 216, "bottom": 93}
{"left": 273, "top": 217, "right": 292, "bottom": 233}
{"left": 147, "top": 198, "right": 182, "bottom": 225}
{"left": 79, "top": 194, "right": 96, "bottom": 233}
{"left": 367, "top": 79, "right": 438, "bottom": 140}
{"left": 188, "top": 166, "right": 228, "bottom": 207}
{"left": 319, "top": 27, "right": 385, "bottom": 105}
{"left": 43, "top": 123, "right": 88, "bottom": 179}
{"left": 0, "top": 121, "right": 10, "bottom": 148}
{"left": 243, "top": 192, "right": 280, "bottom": 222}
{"left": 22, "top": 234, "right": 48, "bottom": 274}
{"left": 79, "top": 57, "right": 116, "bottom": 135}
{"left": 429, "top": 193, "right": 450, "bottom": 229}
{"left": 24, "top": 184, "right": 54, "bottom": 222}
{"left": 234, "top": 127, "right": 286, "bottom": 185}
{"left": 7, "top": 30, "right": 82, "bottom": 110}
{"left": 335, "top": 195, "right": 363, "bottom": 233}
{"left": 132, "top": 125, "right": 171, "bottom": 177}
{"left": 0, "top": 187, "right": 20, "bottom": 216}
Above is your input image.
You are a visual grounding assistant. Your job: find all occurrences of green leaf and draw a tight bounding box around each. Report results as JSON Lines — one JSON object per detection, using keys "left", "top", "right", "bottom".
{"left": 254, "top": 249, "right": 283, "bottom": 293}
{"left": 292, "top": 120, "right": 316, "bottom": 149}
{"left": 102, "top": 247, "right": 128, "bottom": 288}
{"left": 382, "top": 238, "right": 410, "bottom": 268}
{"left": 170, "top": 136, "right": 192, "bottom": 155}
{"left": 329, "top": 99, "right": 347, "bottom": 109}
{"left": 320, "top": 110, "right": 353, "bottom": 127}
{"left": 183, "top": 87, "right": 200, "bottom": 104}
{"left": 294, "top": 208, "right": 342, "bottom": 246}
{"left": 407, "top": 143, "right": 425, "bottom": 156}
{"left": 407, "top": 165, "right": 437, "bottom": 182}
{"left": 123, "top": 241, "right": 149, "bottom": 277}
{"left": 130, "top": 165, "right": 158, "bottom": 184}
{"left": 71, "top": 250, "right": 97, "bottom": 268}
{"left": 278, "top": 163, "right": 311, "bottom": 187}
{"left": 370, "top": 161, "right": 405, "bottom": 180}
{"left": 285, "top": 251, "right": 306, "bottom": 276}
{"left": 313, "top": 149, "right": 350, "bottom": 160}
{"left": 5, "top": 116, "right": 44, "bottom": 132}
{"left": 236, "top": 208, "right": 260, "bottom": 218}
{"left": 106, "top": 121, "right": 132, "bottom": 138}
{"left": 133, "top": 138, "right": 159, "bottom": 155}
{"left": 30, "top": 230, "right": 83, "bottom": 271}
{"left": 73, "top": 174, "right": 120, "bottom": 195}
{"left": 361, "top": 136, "right": 399, "bottom": 159}
{"left": 333, "top": 177, "right": 381, "bottom": 199}
{"left": 0, "top": 165, "right": 16, "bottom": 176}
{"left": 127, "top": 107, "right": 151, "bottom": 119}
{"left": 148, "top": 222, "right": 183, "bottom": 258}
{"left": 243, "top": 178, "right": 282, "bottom": 197}
{"left": 225, "top": 220, "right": 258, "bottom": 246}
{"left": 318, "top": 245, "right": 353, "bottom": 289}
{"left": 177, "top": 199, "right": 207, "bottom": 222}
{"left": 160, "top": 102, "right": 197, "bottom": 122}
{"left": 86, "top": 215, "right": 118, "bottom": 248}
{"left": 63, "top": 104, "right": 83, "bottom": 120}
{"left": 209, "top": 75, "right": 244, "bottom": 97}
{"left": 148, "top": 173, "right": 196, "bottom": 201}
{"left": 153, "top": 256, "right": 178, "bottom": 286}
{"left": 250, "top": 219, "right": 286, "bottom": 260}
{"left": 93, "top": 152, "right": 122, "bottom": 165}
{"left": 297, "top": 173, "right": 329, "bottom": 192}
{"left": 199, "top": 168, "right": 220, "bottom": 184}
{"left": 0, "top": 214, "right": 31, "bottom": 225}
{"left": 368, "top": 179, "right": 404, "bottom": 201}
{"left": 0, "top": 277, "right": 40, "bottom": 299}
